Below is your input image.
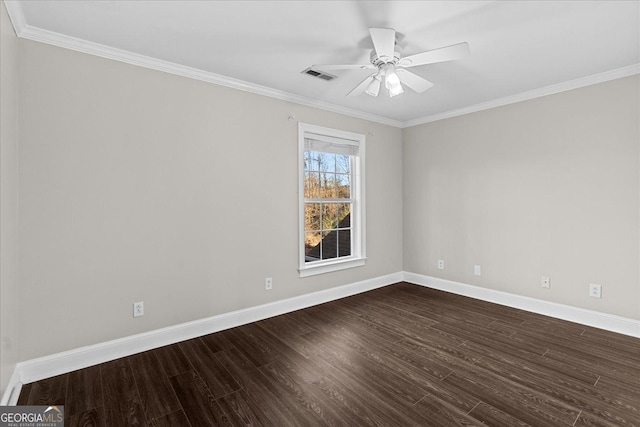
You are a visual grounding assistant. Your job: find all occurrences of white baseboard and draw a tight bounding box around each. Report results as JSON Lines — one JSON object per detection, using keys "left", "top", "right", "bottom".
{"left": 1, "top": 271, "right": 402, "bottom": 405}
{"left": 0, "top": 368, "right": 21, "bottom": 406}
{"left": 402, "top": 271, "right": 640, "bottom": 338}
{"left": 4, "top": 270, "right": 637, "bottom": 405}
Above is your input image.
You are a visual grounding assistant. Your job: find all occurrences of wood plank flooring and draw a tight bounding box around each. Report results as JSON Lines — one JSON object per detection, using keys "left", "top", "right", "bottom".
{"left": 17, "top": 282, "right": 640, "bottom": 426}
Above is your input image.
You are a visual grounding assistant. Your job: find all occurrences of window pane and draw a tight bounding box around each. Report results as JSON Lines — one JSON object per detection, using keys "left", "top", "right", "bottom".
{"left": 338, "top": 230, "right": 351, "bottom": 257}
{"left": 335, "top": 174, "right": 350, "bottom": 198}
{"left": 318, "top": 152, "right": 334, "bottom": 173}
{"left": 321, "top": 229, "right": 338, "bottom": 260}
{"left": 320, "top": 173, "right": 335, "bottom": 198}
{"left": 304, "top": 172, "right": 319, "bottom": 198}
{"left": 322, "top": 203, "right": 338, "bottom": 230}
{"left": 304, "top": 151, "right": 311, "bottom": 171}
{"left": 336, "top": 154, "right": 350, "bottom": 174}
{"left": 305, "top": 231, "right": 322, "bottom": 261}
{"left": 305, "top": 151, "right": 320, "bottom": 172}
{"left": 304, "top": 203, "right": 321, "bottom": 231}
{"left": 337, "top": 203, "right": 351, "bottom": 228}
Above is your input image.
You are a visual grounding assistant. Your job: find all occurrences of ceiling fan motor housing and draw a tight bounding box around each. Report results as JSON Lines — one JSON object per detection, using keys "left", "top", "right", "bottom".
{"left": 370, "top": 45, "right": 403, "bottom": 67}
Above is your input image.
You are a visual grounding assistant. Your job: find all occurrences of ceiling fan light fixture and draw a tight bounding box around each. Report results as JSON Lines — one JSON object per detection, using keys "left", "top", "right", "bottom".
{"left": 365, "top": 74, "right": 382, "bottom": 97}
{"left": 388, "top": 82, "right": 404, "bottom": 97}
{"left": 384, "top": 66, "right": 404, "bottom": 97}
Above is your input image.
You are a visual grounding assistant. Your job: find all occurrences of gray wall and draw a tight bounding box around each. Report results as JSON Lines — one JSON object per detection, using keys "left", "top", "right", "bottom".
{"left": 2, "top": 7, "right": 638, "bottom": 394}
{"left": 403, "top": 76, "right": 640, "bottom": 319}
{"left": 16, "top": 39, "right": 403, "bottom": 362}
{"left": 0, "top": 2, "right": 20, "bottom": 394}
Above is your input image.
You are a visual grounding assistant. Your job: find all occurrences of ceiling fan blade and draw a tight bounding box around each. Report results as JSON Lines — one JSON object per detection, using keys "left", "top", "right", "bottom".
{"left": 397, "top": 69, "right": 434, "bottom": 93}
{"left": 312, "top": 64, "right": 376, "bottom": 71}
{"left": 347, "top": 74, "right": 376, "bottom": 97}
{"left": 399, "top": 42, "right": 470, "bottom": 67}
{"left": 369, "top": 28, "right": 396, "bottom": 62}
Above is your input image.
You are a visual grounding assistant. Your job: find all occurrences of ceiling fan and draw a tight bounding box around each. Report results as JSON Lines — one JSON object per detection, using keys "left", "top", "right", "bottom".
{"left": 312, "top": 28, "right": 470, "bottom": 98}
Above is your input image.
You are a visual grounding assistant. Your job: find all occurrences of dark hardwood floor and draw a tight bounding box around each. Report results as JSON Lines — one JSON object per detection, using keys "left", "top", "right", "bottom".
{"left": 18, "top": 282, "right": 640, "bottom": 426}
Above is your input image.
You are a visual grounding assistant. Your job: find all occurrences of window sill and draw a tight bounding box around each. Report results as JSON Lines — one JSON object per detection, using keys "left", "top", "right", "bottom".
{"left": 298, "top": 257, "right": 366, "bottom": 278}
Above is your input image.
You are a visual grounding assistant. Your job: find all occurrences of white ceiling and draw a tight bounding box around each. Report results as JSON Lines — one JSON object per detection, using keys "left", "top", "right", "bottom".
{"left": 6, "top": 1, "right": 640, "bottom": 126}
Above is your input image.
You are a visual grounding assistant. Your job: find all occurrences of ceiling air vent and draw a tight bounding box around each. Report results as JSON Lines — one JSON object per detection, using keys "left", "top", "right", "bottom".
{"left": 302, "top": 67, "right": 337, "bottom": 81}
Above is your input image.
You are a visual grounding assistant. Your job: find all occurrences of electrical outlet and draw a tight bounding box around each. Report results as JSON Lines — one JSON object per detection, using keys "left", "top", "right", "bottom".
{"left": 541, "top": 276, "right": 550, "bottom": 288}
{"left": 474, "top": 265, "right": 481, "bottom": 276}
{"left": 589, "top": 283, "right": 602, "bottom": 299}
{"left": 265, "top": 277, "right": 273, "bottom": 291}
{"left": 437, "top": 260, "right": 445, "bottom": 270}
{"left": 133, "top": 301, "right": 144, "bottom": 317}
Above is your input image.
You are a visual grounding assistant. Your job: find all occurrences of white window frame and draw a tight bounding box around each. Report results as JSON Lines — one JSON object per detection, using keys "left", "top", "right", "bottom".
{"left": 298, "top": 122, "right": 366, "bottom": 277}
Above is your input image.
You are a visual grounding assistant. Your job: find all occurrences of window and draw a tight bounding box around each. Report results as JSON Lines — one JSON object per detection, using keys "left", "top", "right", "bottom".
{"left": 298, "top": 123, "right": 365, "bottom": 277}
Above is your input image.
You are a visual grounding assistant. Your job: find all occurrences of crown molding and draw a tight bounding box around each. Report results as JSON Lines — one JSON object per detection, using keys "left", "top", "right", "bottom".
{"left": 3, "top": 1, "right": 403, "bottom": 128}
{"left": 402, "top": 63, "right": 640, "bottom": 128}
{"left": 4, "top": 1, "right": 638, "bottom": 130}
{"left": 3, "top": 1, "right": 24, "bottom": 34}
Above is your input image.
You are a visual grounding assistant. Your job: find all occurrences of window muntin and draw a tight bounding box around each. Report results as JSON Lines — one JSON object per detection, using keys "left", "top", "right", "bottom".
{"left": 298, "top": 123, "right": 365, "bottom": 277}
